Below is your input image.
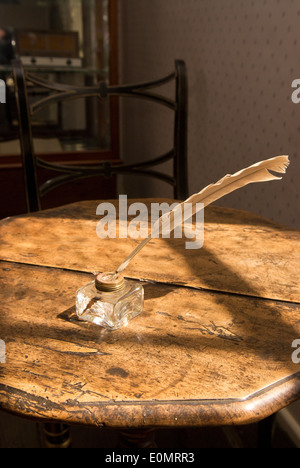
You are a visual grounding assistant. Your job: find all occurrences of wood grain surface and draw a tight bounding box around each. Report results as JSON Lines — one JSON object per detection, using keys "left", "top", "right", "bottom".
{"left": 0, "top": 200, "right": 299, "bottom": 427}
{"left": 1, "top": 200, "right": 299, "bottom": 302}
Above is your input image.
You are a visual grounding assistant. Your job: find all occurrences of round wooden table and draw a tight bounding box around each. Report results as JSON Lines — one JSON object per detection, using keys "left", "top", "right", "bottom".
{"left": 0, "top": 199, "right": 299, "bottom": 447}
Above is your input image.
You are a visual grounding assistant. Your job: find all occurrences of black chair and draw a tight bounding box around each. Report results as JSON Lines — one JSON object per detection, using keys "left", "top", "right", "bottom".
{"left": 12, "top": 59, "right": 188, "bottom": 213}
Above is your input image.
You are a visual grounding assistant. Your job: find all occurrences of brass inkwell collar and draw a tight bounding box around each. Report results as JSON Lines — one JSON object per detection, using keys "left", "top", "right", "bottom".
{"left": 95, "top": 272, "right": 125, "bottom": 292}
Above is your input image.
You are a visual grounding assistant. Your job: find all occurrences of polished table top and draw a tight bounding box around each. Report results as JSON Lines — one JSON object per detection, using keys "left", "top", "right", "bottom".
{"left": 0, "top": 199, "right": 299, "bottom": 428}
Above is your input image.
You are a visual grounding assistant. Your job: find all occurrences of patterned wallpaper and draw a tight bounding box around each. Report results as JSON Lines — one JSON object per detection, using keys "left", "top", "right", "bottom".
{"left": 118, "top": 0, "right": 300, "bottom": 229}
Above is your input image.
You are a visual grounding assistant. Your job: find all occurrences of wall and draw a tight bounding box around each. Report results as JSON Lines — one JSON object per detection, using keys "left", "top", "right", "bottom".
{"left": 0, "top": 1, "right": 49, "bottom": 30}
{"left": 119, "top": 0, "right": 300, "bottom": 229}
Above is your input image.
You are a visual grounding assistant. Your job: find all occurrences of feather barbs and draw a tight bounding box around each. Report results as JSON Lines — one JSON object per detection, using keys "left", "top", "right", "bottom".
{"left": 116, "top": 155, "right": 290, "bottom": 273}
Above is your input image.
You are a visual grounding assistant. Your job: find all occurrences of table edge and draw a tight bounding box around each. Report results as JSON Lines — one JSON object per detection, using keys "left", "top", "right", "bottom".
{"left": 1, "top": 372, "right": 299, "bottom": 428}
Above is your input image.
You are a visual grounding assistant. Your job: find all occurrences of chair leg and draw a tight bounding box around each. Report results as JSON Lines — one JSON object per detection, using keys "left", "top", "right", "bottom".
{"left": 41, "top": 422, "right": 71, "bottom": 448}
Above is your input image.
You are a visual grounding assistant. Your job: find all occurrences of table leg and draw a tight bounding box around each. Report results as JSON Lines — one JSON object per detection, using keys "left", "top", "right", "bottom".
{"left": 41, "top": 422, "right": 72, "bottom": 448}
{"left": 118, "top": 428, "right": 157, "bottom": 448}
{"left": 257, "top": 415, "right": 275, "bottom": 448}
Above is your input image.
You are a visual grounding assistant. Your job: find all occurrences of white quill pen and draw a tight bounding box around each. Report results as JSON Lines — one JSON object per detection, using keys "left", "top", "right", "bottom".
{"left": 116, "top": 155, "right": 290, "bottom": 274}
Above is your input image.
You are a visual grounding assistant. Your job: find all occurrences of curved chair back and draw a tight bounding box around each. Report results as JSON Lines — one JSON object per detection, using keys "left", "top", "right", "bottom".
{"left": 12, "top": 59, "right": 188, "bottom": 212}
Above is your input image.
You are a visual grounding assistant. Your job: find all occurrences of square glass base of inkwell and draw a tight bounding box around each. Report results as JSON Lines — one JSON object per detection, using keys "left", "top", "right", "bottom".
{"left": 75, "top": 272, "right": 144, "bottom": 330}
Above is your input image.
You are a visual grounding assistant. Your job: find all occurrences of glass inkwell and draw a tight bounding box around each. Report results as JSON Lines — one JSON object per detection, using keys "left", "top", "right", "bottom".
{"left": 76, "top": 272, "right": 144, "bottom": 330}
